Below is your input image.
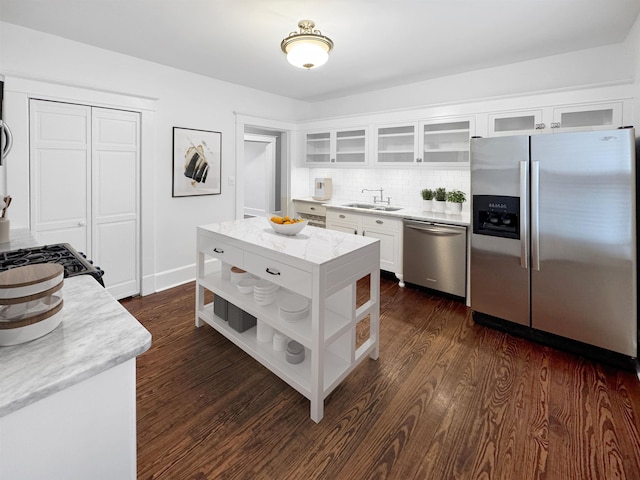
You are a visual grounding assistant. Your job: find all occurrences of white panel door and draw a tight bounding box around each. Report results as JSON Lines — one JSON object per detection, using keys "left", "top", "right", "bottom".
{"left": 30, "top": 100, "right": 91, "bottom": 252}
{"left": 92, "top": 108, "right": 140, "bottom": 299}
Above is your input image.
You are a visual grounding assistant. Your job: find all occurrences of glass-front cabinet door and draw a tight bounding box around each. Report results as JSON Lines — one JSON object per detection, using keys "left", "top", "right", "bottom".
{"left": 488, "top": 110, "right": 545, "bottom": 136}
{"left": 335, "top": 128, "right": 367, "bottom": 164}
{"left": 374, "top": 123, "right": 419, "bottom": 164}
{"left": 420, "top": 117, "right": 474, "bottom": 164}
{"left": 305, "top": 131, "right": 331, "bottom": 164}
{"left": 550, "top": 102, "right": 623, "bottom": 132}
{"left": 305, "top": 128, "right": 368, "bottom": 165}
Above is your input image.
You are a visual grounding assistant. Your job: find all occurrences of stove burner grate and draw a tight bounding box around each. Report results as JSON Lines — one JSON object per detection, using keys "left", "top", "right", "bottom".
{"left": 0, "top": 243, "right": 105, "bottom": 286}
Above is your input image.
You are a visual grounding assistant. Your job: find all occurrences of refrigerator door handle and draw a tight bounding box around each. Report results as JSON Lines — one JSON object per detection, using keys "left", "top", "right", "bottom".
{"left": 531, "top": 161, "right": 540, "bottom": 271}
{"left": 519, "top": 161, "right": 529, "bottom": 269}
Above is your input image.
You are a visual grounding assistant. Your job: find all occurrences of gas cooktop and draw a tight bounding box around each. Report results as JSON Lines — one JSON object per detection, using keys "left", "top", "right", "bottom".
{"left": 0, "top": 243, "right": 104, "bottom": 286}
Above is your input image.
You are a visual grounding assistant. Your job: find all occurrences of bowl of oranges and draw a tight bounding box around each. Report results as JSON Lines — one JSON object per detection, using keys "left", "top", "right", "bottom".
{"left": 268, "top": 215, "right": 307, "bottom": 236}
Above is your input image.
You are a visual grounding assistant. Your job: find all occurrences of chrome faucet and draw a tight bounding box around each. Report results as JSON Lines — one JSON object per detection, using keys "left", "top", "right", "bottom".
{"left": 361, "top": 187, "right": 391, "bottom": 204}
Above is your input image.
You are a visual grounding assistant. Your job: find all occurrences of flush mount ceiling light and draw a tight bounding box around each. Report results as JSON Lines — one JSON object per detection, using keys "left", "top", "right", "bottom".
{"left": 280, "top": 20, "right": 334, "bottom": 69}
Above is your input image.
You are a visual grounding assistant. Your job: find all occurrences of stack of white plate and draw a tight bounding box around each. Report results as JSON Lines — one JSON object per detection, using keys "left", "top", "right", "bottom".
{"left": 254, "top": 279, "right": 279, "bottom": 306}
{"left": 277, "top": 290, "right": 310, "bottom": 322}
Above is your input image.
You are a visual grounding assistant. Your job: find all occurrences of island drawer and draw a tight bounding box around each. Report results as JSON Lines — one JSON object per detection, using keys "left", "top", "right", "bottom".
{"left": 244, "top": 252, "right": 311, "bottom": 297}
{"left": 199, "top": 236, "right": 243, "bottom": 266}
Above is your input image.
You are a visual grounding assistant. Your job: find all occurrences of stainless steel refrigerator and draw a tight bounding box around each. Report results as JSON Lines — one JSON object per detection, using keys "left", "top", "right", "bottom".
{"left": 470, "top": 128, "right": 637, "bottom": 367}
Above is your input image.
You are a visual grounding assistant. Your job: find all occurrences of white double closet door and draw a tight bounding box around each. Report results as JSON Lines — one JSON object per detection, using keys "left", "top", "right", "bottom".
{"left": 29, "top": 99, "right": 140, "bottom": 299}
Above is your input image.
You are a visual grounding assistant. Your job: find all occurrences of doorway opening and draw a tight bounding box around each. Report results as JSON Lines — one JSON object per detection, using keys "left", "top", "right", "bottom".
{"left": 243, "top": 134, "right": 277, "bottom": 218}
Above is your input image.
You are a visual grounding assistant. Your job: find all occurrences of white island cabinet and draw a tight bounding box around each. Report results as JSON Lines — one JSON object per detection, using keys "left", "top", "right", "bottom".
{"left": 196, "top": 217, "right": 380, "bottom": 422}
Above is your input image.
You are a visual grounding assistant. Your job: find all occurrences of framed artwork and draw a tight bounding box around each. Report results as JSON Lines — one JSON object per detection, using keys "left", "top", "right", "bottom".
{"left": 172, "top": 127, "right": 222, "bottom": 197}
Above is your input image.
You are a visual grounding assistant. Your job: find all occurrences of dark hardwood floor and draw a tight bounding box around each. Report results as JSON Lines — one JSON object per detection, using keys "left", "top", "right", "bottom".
{"left": 121, "top": 273, "right": 640, "bottom": 480}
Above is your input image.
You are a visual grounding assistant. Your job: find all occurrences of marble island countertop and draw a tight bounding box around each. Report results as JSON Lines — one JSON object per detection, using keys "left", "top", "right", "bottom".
{"left": 0, "top": 274, "right": 152, "bottom": 418}
{"left": 200, "top": 216, "right": 378, "bottom": 266}
{"left": 293, "top": 197, "right": 471, "bottom": 227}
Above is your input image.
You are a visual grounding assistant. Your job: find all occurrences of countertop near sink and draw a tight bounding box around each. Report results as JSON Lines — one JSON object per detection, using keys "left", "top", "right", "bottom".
{"left": 294, "top": 198, "right": 470, "bottom": 227}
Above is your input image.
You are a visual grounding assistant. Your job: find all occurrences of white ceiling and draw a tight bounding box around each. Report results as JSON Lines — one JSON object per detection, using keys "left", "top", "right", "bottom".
{"left": 1, "top": 0, "right": 639, "bottom": 102}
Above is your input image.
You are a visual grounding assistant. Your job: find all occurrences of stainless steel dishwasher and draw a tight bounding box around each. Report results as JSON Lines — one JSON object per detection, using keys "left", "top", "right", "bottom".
{"left": 403, "top": 220, "right": 467, "bottom": 298}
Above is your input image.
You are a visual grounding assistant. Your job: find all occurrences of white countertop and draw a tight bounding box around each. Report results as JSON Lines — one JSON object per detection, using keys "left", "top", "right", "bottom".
{"left": 0, "top": 228, "right": 40, "bottom": 251}
{"left": 0, "top": 231, "right": 152, "bottom": 418}
{"left": 293, "top": 198, "right": 470, "bottom": 227}
{"left": 199, "top": 216, "right": 378, "bottom": 266}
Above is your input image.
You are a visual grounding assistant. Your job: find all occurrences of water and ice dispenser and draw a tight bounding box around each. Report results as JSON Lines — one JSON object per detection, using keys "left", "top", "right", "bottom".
{"left": 472, "top": 195, "right": 520, "bottom": 239}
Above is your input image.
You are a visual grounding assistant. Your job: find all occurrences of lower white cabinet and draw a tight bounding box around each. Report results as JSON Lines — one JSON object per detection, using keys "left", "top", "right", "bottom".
{"left": 326, "top": 209, "right": 404, "bottom": 285}
{"left": 293, "top": 200, "right": 327, "bottom": 228}
{"left": 195, "top": 219, "right": 381, "bottom": 422}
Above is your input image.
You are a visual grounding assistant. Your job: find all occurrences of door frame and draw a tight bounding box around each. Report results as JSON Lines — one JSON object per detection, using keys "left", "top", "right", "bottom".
{"left": 235, "top": 114, "right": 297, "bottom": 221}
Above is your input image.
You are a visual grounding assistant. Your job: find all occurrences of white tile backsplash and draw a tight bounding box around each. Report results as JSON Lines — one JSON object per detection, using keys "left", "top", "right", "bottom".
{"left": 303, "top": 167, "right": 471, "bottom": 212}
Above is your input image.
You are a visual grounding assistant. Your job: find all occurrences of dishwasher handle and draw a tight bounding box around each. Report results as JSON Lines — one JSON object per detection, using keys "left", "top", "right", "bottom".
{"left": 405, "top": 224, "right": 465, "bottom": 236}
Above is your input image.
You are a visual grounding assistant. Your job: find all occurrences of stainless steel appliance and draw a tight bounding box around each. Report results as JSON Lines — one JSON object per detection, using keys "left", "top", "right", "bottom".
{"left": 470, "top": 128, "right": 637, "bottom": 368}
{"left": 403, "top": 220, "right": 467, "bottom": 298}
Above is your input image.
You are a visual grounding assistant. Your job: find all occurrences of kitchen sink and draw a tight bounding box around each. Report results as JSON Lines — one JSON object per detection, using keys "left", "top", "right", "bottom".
{"left": 373, "top": 206, "right": 403, "bottom": 211}
{"left": 341, "top": 203, "right": 376, "bottom": 209}
{"left": 341, "top": 203, "right": 403, "bottom": 212}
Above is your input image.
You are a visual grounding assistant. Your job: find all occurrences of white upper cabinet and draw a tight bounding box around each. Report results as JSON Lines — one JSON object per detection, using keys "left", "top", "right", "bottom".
{"left": 421, "top": 118, "right": 474, "bottom": 164}
{"left": 374, "top": 123, "right": 419, "bottom": 164}
{"left": 304, "top": 127, "right": 368, "bottom": 165}
{"left": 488, "top": 102, "right": 623, "bottom": 136}
{"left": 550, "top": 102, "right": 623, "bottom": 132}
{"left": 305, "top": 131, "right": 331, "bottom": 163}
{"left": 374, "top": 116, "right": 474, "bottom": 166}
{"left": 488, "top": 109, "right": 545, "bottom": 136}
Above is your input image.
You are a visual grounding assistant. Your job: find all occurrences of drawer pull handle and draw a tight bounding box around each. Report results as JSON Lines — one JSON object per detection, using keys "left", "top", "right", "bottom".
{"left": 213, "top": 248, "right": 224, "bottom": 253}
{"left": 266, "top": 267, "right": 281, "bottom": 276}
{"left": 310, "top": 207, "right": 316, "bottom": 210}
{"left": 376, "top": 220, "right": 383, "bottom": 224}
{"left": 339, "top": 214, "right": 346, "bottom": 219}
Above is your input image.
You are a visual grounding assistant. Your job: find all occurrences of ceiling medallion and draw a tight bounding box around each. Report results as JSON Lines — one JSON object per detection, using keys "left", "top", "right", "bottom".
{"left": 280, "top": 20, "right": 334, "bottom": 69}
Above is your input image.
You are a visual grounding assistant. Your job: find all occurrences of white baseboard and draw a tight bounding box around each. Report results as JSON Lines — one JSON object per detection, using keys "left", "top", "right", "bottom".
{"left": 152, "top": 258, "right": 220, "bottom": 294}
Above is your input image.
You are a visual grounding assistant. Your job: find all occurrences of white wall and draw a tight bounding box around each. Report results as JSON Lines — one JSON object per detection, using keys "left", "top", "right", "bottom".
{"left": 301, "top": 41, "right": 636, "bottom": 121}
{"left": 0, "top": 22, "right": 305, "bottom": 292}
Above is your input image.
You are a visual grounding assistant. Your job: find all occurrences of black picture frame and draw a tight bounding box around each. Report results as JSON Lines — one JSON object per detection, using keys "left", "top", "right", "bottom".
{"left": 172, "top": 127, "right": 221, "bottom": 197}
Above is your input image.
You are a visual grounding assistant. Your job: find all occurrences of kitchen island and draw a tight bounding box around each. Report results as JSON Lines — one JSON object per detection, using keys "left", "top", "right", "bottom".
{"left": 196, "top": 216, "right": 380, "bottom": 422}
{"left": 0, "top": 230, "right": 151, "bottom": 479}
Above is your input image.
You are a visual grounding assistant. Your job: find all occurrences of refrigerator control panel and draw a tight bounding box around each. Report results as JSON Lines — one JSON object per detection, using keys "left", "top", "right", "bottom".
{"left": 473, "top": 195, "right": 519, "bottom": 239}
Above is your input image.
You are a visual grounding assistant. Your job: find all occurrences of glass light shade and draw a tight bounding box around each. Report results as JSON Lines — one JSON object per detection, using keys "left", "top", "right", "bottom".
{"left": 285, "top": 39, "right": 330, "bottom": 69}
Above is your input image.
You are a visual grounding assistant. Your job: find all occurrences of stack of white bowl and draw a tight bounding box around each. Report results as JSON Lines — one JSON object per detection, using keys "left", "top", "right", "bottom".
{"left": 236, "top": 277, "right": 256, "bottom": 294}
{"left": 254, "top": 279, "right": 279, "bottom": 306}
{"left": 277, "top": 290, "right": 310, "bottom": 322}
{"left": 230, "top": 267, "right": 251, "bottom": 285}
